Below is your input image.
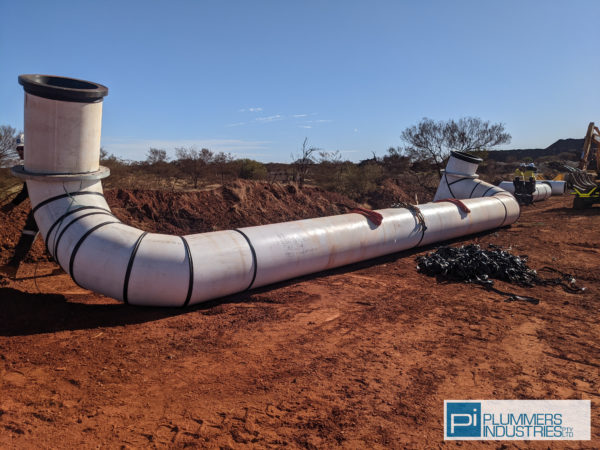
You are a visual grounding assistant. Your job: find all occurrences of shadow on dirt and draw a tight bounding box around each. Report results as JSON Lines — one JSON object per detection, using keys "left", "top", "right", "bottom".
{"left": 0, "top": 227, "right": 504, "bottom": 336}
{"left": 544, "top": 206, "right": 600, "bottom": 216}
{"left": 0, "top": 288, "right": 192, "bottom": 337}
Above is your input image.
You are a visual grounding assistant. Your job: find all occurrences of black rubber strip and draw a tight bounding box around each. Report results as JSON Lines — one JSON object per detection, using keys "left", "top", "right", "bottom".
{"left": 481, "top": 185, "right": 496, "bottom": 197}
{"left": 45, "top": 206, "right": 111, "bottom": 255}
{"left": 233, "top": 229, "right": 258, "bottom": 291}
{"left": 468, "top": 181, "right": 481, "bottom": 198}
{"left": 53, "top": 211, "right": 116, "bottom": 261}
{"left": 69, "top": 221, "right": 119, "bottom": 283}
{"left": 180, "top": 236, "right": 194, "bottom": 307}
{"left": 450, "top": 151, "right": 482, "bottom": 164}
{"left": 445, "top": 174, "right": 457, "bottom": 199}
{"left": 32, "top": 191, "right": 105, "bottom": 215}
{"left": 447, "top": 177, "right": 471, "bottom": 186}
{"left": 19, "top": 74, "right": 108, "bottom": 103}
{"left": 122, "top": 232, "right": 148, "bottom": 305}
{"left": 492, "top": 196, "right": 509, "bottom": 226}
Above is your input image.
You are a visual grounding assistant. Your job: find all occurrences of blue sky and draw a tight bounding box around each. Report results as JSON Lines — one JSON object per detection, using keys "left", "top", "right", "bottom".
{"left": 1, "top": 0, "right": 598, "bottom": 162}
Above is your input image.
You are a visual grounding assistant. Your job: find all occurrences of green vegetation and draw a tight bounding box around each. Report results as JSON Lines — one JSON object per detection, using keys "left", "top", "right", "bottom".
{"left": 0, "top": 118, "right": 583, "bottom": 207}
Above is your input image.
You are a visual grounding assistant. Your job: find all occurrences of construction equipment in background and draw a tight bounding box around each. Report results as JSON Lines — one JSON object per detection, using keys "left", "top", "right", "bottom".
{"left": 578, "top": 122, "right": 600, "bottom": 175}
{"left": 566, "top": 123, "right": 600, "bottom": 209}
{"left": 564, "top": 166, "right": 599, "bottom": 209}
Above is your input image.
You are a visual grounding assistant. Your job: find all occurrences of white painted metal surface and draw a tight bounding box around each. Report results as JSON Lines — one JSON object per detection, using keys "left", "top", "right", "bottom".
{"left": 23, "top": 93, "right": 103, "bottom": 174}
{"left": 497, "top": 181, "right": 554, "bottom": 200}
{"left": 17, "top": 75, "right": 522, "bottom": 307}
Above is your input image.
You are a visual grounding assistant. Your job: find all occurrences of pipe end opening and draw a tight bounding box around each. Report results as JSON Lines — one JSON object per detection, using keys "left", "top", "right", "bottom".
{"left": 450, "top": 151, "right": 483, "bottom": 164}
{"left": 19, "top": 74, "right": 108, "bottom": 103}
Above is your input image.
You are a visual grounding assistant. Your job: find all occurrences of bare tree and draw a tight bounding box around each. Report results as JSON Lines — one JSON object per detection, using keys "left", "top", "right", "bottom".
{"left": 0, "top": 125, "right": 19, "bottom": 167}
{"left": 213, "top": 151, "right": 234, "bottom": 184}
{"left": 146, "top": 148, "right": 168, "bottom": 164}
{"left": 317, "top": 149, "right": 344, "bottom": 185}
{"left": 291, "top": 138, "right": 318, "bottom": 188}
{"left": 401, "top": 117, "right": 511, "bottom": 176}
{"left": 175, "top": 146, "right": 214, "bottom": 188}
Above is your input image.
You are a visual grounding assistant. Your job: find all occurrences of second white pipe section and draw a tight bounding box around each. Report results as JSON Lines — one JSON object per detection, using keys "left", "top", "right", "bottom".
{"left": 497, "top": 181, "right": 555, "bottom": 199}
{"left": 16, "top": 74, "right": 521, "bottom": 307}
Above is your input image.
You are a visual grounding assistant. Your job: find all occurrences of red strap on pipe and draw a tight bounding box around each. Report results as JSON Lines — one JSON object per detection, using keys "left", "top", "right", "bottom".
{"left": 349, "top": 207, "right": 383, "bottom": 226}
{"left": 434, "top": 198, "right": 471, "bottom": 214}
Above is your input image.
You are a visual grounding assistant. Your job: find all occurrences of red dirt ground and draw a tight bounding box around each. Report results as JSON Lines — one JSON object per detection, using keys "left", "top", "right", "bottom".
{"left": 0, "top": 183, "right": 598, "bottom": 448}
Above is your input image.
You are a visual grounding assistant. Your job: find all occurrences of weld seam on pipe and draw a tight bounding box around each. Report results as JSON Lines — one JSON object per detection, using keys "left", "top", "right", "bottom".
{"left": 45, "top": 205, "right": 111, "bottom": 255}
{"left": 179, "top": 236, "right": 194, "bottom": 307}
{"left": 123, "top": 231, "right": 148, "bottom": 304}
{"left": 53, "top": 211, "right": 117, "bottom": 260}
{"left": 233, "top": 229, "right": 258, "bottom": 291}
{"left": 31, "top": 191, "right": 105, "bottom": 215}
{"left": 69, "top": 221, "right": 120, "bottom": 282}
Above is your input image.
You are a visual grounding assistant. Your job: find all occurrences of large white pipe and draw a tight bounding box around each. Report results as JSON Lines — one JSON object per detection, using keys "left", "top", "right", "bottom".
{"left": 497, "top": 181, "right": 554, "bottom": 199}
{"left": 14, "top": 75, "right": 521, "bottom": 307}
{"left": 540, "top": 180, "right": 567, "bottom": 195}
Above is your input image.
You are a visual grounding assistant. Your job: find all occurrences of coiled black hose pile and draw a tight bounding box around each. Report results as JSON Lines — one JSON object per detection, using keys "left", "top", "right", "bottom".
{"left": 416, "top": 244, "right": 584, "bottom": 302}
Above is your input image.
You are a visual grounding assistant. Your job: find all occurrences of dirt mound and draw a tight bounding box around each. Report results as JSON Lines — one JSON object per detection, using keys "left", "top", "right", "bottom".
{"left": 365, "top": 178, "right": 412, "bottom": 209}
{"left": 104, "top": 180, "right": 359, "bottom": 234}
{"left": 0, "top": 199, "right": 49, "bottom": 265}
{"left": 1, "top": 181, "right": 360, "bottom": 264}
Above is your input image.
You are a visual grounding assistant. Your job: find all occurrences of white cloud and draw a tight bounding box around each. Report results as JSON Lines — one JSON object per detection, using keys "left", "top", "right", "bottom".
{"left": 354, "top": 128, "right": 358, "bottom": 132}
{"left": 299, "top": 125, "right": 312, "bottom": 129}
{"left": 239, "top": 107, "right": 263, "bottom": 112}
{"left": 226, "top": 121, "right": 247, "bottom": 127}
{"left": 293, "top": 114, "right": 308, "bottom": 118}
{"left": 255, "top": 114, "right": 283, "bottom": 123}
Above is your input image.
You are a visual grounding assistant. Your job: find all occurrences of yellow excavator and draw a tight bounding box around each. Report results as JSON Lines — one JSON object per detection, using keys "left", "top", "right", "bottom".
{"left": 579, "top": 122, "right": 600, "bottom": 173}
{"left": 570, "top": 122, "right": 600, "bottom": 208}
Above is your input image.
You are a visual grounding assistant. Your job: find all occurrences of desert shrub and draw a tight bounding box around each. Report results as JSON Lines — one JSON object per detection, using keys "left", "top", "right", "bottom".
{"left": 338, "top": 163, "right": 384, "bottom": 201}
{"left": 236, "top": 159, "right": 268, "bottom": 180}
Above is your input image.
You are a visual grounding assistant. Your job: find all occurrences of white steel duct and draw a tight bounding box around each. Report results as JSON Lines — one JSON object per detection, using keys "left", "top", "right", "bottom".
{"left": 13, "top": 75, "right": 521, "bottom": 307}
{"left": 497, "top": 181, "right": 555, "bottom": 199}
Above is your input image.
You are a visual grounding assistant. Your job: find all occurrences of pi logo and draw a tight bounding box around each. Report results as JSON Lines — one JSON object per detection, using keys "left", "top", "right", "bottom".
{"left": 445, "top": 401, "right": 482, "bottom": 438}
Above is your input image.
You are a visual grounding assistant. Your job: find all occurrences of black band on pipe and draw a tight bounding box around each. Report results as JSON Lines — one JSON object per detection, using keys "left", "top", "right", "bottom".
{"left": 180, "top": 236, "right": 194, "bottom": 307}
{"left": 492, "top": 196, "right": 509, "bottom": 226}
{"left": 123, "top": 232, "right": 148, "bottom": 305}
{"left": 233, "top": 229, "right": 258, "bottom": 291}
{"left": 468, "top": 181, "right": 481, "bottom": 198}
{"left": 444, "top": 174, "right": 456, "bottom": 199}
{"left": 32, "top": 191, "right": 105, "bottom": 215}
{"left": 481, "top": 185, "right": 496, "bottom": 197}
{"left": 45, "top": 206, "right": 111, "bottom": 256}
{"left": 69, "top": 221, "right": 119, "bottom": 284}
{"left": 53, "top": 211, "right": 116, "bottom": 261}
{"left": 447, "top": 177, "right": 471, "bottom": 186}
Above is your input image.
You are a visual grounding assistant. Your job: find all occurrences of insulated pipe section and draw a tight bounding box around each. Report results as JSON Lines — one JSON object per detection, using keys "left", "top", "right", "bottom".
{"left": 19, "top": 75, "right": 107, "bottom": 175}
{"left": 497, "top": 181, "right": 554, "bottom": 200}
{"left": 541, "top": 181, "right": 566, "bottom": 195}
{"left": 434, "top": 151, "right": 512, "bottom": 201}
{"left": 15, "top": 75, "right": 521, "bottom": 307}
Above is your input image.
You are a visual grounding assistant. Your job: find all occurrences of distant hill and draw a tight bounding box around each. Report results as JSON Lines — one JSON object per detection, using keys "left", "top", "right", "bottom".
{"left": 487, "top": 138, "right": 583, "bottom": 162}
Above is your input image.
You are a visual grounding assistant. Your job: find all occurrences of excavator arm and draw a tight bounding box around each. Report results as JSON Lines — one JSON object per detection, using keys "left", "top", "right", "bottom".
{"left": 579, "top": 122, "right": 600, "bottom": 172}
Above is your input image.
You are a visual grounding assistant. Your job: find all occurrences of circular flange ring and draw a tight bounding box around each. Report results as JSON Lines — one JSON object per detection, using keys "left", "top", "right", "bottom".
{"left": 11, "top": 165, "right": 110, "bottom": 182}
